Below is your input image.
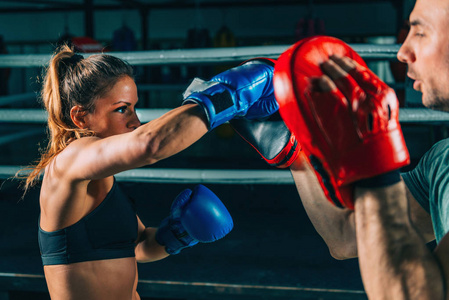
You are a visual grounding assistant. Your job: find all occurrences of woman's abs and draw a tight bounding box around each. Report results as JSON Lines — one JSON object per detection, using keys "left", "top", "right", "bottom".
{"left": 44, "top": 257, "right": 138, "bottom": 300}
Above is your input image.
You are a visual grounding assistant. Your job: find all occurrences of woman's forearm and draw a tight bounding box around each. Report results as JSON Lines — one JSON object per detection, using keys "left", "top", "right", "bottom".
{"left": 135, "top": 104, "right": 208, "bottom": 166}
{"left": 135, "top": 227, "right": 169, "bottom": 263}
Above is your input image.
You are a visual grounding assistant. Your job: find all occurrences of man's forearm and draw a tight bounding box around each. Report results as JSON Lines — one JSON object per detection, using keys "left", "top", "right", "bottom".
{"left": 355, "top": 182, "right": 444, "bottom": 300}
{"left": 290, "top": 154, "right": 357, "bottom": 259}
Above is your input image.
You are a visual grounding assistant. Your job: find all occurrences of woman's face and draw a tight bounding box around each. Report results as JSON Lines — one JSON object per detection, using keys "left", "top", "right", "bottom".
{"left": 84, "top": 76, "right": 141, "bottom": 138}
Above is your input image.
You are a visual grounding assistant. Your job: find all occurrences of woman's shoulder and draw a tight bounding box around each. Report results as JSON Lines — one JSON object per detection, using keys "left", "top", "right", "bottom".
{"left": 66, "top": 135, "right": 102, "bottom": 148}
{"left": 58, "top": 136, "right": 101, "bottom": 159}
{"left": 45, "top": 136, "right": 101, "bottom": 179}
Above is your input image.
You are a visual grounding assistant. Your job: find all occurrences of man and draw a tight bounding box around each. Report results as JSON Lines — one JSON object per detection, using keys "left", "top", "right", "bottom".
{"left": 279, "top": 0, "right": 449, "bottom": 298}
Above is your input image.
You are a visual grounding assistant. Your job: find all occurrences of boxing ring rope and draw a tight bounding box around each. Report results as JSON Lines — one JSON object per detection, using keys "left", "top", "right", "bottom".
{"left": 0, "top": 271, "right": 366, "bottom": 299}
{"left": 0, "top": 92, "right": 36, "bottom": 106}
{"left": 0, "top": 43, "right": 401, "bottom": 68}
{"left": 0, "top": 166, "right": 294, "bottom": 183}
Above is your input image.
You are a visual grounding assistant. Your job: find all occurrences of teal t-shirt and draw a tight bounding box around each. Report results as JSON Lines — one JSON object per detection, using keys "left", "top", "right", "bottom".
{"left": 402, "top": 138, "right": 449, "bottom": 243}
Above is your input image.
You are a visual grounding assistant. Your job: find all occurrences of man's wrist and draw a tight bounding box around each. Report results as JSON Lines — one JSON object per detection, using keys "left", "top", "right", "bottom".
{"left": 355, "top": 170, "right": 401, "bottom": 188}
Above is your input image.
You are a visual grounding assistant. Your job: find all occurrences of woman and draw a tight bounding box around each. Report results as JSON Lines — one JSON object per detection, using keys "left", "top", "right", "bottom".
{"left": 25, "top": 45, "right": 276, "bottom": 299}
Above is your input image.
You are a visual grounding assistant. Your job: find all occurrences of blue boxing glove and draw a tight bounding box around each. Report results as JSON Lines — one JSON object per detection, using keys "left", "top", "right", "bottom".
{"left": 155, "top": 185, "right": 234, "bottom": 255}
{"left": 228, "top": 58, "right": 301, "bottom": 168}
{"left": 182, "top": 61, "right": 278, "bottom": 130}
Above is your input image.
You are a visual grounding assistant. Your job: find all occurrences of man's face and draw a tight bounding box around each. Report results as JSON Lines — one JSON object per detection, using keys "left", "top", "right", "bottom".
{"left": 397, "top": 0, "right": 449, "bottom": 111}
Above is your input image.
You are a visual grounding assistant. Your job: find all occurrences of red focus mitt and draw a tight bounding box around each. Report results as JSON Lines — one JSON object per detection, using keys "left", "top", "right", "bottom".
{"left": 229, "top": 58, "right": 300, "bottom": 168}
{"left": 273, "top": 36, "right": 410, "bottom": 209}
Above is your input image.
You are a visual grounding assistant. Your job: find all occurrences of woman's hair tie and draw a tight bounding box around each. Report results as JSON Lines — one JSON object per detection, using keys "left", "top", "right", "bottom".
{"left": 67, "top": 53, "right": 84, "bottom": 65}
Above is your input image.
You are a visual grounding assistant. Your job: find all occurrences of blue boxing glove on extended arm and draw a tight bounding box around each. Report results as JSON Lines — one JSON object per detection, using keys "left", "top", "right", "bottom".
{"left": 182, "top": 61, "right": 278, "bottom": 130}
{"left": 155, "top": 185, "right": 234, "bottom": 255}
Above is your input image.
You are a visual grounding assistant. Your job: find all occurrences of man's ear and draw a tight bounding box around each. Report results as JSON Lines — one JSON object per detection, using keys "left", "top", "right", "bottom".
{"left": 70, "top": 105, "right": 88, "bottom": 129}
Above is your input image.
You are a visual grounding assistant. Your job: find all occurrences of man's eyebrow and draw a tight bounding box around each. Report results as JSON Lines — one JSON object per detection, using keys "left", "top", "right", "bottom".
{"left": 409, "top": 19, "right": 424, "bottom": 27}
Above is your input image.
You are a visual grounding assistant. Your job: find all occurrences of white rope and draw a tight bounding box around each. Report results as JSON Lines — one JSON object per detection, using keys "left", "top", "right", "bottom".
{"left": 399, "top": 108, "right": 449, "bottom": 123}
{"left": 116, "top": 168, "right": 293, "bottom": 184}
{"left": 0, "top": 109, "right": 48, "bottom": 123}
{"left": 0, "top": 166, "right": 294, "bottom": 184}
{"left": 0, "top": 93, "right": 37, "bottom": 106}
{"left": 1, "top": 108, "right": 448, "bottom": 124}
{"left": 0, "top": 44, "right": 401, "bottom": 68}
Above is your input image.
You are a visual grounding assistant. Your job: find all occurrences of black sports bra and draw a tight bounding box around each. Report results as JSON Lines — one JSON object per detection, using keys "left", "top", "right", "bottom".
{"left": 38, "top": 179, "right": 138, "bottom": 265}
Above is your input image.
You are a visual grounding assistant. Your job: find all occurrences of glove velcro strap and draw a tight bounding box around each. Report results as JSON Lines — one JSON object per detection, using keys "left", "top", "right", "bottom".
{"left": 209, "top": 92, "right": 234, "bottom": 114}
{"left": 183, "top": 78, "right": 236, "bottom": 130}
{"left": 155, "top": 217, "right": 197, "bottom": 255}
{"left": 271, "top": 135, "right": 300, "bottom": 168}
{"left": 184, "top": 91, "right": 235, "bottom": 129}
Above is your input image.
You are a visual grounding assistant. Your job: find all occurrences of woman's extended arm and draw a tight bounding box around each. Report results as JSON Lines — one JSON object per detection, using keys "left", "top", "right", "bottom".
{"left": 56, "top": 104, "right": 208, "bottom": 182}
